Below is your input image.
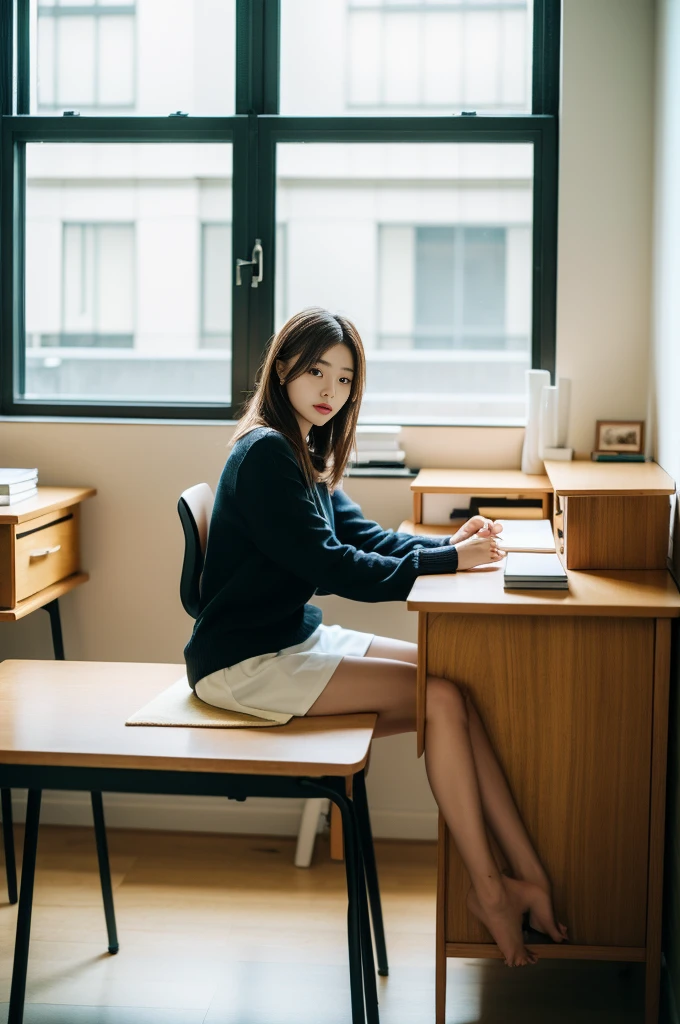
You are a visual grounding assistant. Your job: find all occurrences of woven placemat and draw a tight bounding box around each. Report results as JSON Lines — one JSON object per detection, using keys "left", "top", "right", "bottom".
{"left": 125, "top": 676, "right": 281, "bottom": 728}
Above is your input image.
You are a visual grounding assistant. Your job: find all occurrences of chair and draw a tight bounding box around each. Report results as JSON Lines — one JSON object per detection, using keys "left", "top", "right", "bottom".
{"left": 178, "top": 483, "right": 328, "bottom": 869}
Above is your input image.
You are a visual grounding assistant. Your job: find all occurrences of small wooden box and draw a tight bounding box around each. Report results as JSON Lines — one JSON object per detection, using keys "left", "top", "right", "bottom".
{"left": 558, "top": 493, "right": 671, "bottom": 570}
{"left": 0, "top": 488, "right": 95, "bottom": 610}
{"left": 546, "top": 461, "right": 674, "bottom": 571}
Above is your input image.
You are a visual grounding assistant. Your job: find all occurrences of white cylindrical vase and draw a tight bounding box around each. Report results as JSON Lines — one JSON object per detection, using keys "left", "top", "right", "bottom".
{"left": 556, "top": 377, "right": 572, "bottom": 448}
{"left": 521, "top": 369, "right": 551, "bottom": 474}
{"left": 538, "top": 385, "right": 559, "bottom": 459}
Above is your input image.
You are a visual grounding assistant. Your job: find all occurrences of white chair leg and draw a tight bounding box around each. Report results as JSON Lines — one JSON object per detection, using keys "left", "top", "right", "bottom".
{"left": 294, "top": 797, "right": 329, "bottom": 868}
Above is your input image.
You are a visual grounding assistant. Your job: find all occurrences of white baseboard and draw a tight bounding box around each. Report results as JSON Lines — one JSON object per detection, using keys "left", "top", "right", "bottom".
{"left": 4, "top": 790, "right": 438, "bottom": 842}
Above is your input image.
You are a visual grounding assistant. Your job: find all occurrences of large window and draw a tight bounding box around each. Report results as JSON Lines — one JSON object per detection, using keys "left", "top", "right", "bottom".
{"left": 1, "top": 0, "right": 559, "bottom": 421}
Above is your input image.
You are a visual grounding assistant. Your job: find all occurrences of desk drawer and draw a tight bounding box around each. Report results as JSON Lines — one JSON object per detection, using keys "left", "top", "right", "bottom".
{"left": 10, "top": 507, "right": 80, "bottom": 605}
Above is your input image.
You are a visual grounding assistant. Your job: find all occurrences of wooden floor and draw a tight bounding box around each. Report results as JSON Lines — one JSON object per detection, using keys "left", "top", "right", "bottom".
{"left": 0, "top": 824, "right": 652, "bottom": 1023}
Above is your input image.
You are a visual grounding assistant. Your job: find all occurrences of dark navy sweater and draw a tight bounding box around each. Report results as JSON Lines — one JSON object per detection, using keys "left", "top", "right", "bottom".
{"left": 184, "top": 426, "right": 459, "bottom": 687}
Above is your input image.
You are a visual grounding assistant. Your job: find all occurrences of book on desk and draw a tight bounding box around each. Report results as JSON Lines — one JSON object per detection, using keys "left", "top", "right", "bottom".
{"left": 503, "top": 552, "right": 569, "bottom": 590}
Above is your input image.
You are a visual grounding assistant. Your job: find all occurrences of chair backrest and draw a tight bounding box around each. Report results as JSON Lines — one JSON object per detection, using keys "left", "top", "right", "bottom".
{"left": 177, "top": 482, "right": 215, "bottom": 619}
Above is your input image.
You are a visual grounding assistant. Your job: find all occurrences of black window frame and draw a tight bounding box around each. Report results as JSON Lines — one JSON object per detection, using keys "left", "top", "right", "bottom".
{"left": 0, "top": 0, "right": 560, "bottom": 421}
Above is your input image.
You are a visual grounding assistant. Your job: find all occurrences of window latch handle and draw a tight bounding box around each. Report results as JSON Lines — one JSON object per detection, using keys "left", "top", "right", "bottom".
{"left": 236, "top": 239, "right": 263, "bottom": 288}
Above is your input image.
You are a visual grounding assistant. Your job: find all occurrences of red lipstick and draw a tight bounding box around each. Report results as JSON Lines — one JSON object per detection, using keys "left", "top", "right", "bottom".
{"left": 313, "top": 404, "right": 332, "bottom": 415}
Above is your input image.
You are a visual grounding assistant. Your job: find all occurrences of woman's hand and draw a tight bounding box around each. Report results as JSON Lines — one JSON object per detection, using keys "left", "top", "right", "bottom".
{"left": 449, "top": 515, "right": 504, "bottom": 546}
{"left": 454, "top": 532, "right": 506, "bottom": 571}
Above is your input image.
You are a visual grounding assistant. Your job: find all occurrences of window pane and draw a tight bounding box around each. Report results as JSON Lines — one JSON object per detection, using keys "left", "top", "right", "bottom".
{"left": 281, "top": 0, "right": 533, "bottom": 115}
{"left": 98, "top": 16, "right": 136, "bottom": 106}
{"left": 201, "top": 224, "right": 231, "bottom": 349}
{"left": 25, "top": 142, "right": 233, "bottom": 405}
{"left": 31, "top": 0, "right": 236, "bottom": 114}
{"left": 276, "top": 142, "right": 533, "bottom": 424}
{"left": 56, "top": 16, "right": 96, "bottom": 107}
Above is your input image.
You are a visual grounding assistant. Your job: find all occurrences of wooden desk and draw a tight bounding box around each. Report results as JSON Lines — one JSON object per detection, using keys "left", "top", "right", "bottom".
{"left": 0, "top": 487, "right": 97, "bottom": 906}
{"left": 411, "top": 469, "right": 553, "bottom": 524}
{"left": 0, "top": 486, "right": 95, "bottom": 633}
{"left": 0, "top": 660, "right": 379, "bottom": 1024}
{"left": 407, "top": 566, "right": 680, "bottom": 1024}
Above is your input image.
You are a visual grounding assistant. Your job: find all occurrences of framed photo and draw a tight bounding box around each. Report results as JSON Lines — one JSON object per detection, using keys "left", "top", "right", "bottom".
{"left": 595, "top": 420, "right": 645, "bottom": 454}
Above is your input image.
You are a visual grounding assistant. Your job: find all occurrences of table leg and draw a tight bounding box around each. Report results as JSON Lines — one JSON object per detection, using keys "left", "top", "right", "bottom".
{"left": 8, "top": 789, "right": 42, "bottom": 1024}
{"left": 302, "top": 779, "right": 374, "bottom": 1024}
{"left": 90, "top": 792, "right": 119, "bottom": 954}
{"left": 355, "top": 824, "right": 379, "bottom": 1024}
{"left": 1, "top": 787, "right": 18, "bottom": 905}
{"left": 44, "top": 599, "right": 65, "bottom": 662}
{"left": 336, "top": 792, "right": 372, "bottom": 1024}
{"left": 353, "top": 770, "right": 388, "bottom": 976}
{"left": 44, "top": 600, "right": 118, "bottom": 955}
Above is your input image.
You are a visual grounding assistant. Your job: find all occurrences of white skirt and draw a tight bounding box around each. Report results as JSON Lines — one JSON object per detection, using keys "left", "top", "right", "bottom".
{"left": 194, "top": 623, "right": 375, "bottom": 724}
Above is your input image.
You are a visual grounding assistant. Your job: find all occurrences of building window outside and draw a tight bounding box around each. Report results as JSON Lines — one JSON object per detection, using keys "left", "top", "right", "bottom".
{"left": 34, "top": 222, "right": 136, "bottom": 349}
{"left": 37, "top": 2, "right": 136, "bottom": 110}
{"left": 346, "top": 0, "right": 531, "bottom": 112}
{"left": 200, "top": 223, "right": 231, "bottom": 350}
{"left": 414, "top": 226, "right": 506, "bottom": 350}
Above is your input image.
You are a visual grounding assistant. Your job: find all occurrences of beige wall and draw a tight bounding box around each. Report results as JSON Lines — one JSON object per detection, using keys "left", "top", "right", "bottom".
{"left": 0, "top": 0, "right": 658, "bottom": 839}
{"left": 556, "top": 0, "right": 655, "bottom": 457}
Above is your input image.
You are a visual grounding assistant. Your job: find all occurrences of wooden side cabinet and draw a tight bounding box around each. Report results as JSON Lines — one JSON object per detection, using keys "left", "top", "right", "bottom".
{"left": 408, "top": 568, "right": 680, "bottom": 1024}
{"left": 0, "top": 487, "right": 96, "bottom": 620}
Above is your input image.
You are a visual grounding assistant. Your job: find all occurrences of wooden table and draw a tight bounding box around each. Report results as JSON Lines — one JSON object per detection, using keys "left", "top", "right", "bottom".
{"left": 407, "top": 565, "right": 680, "bottom": 1024}
{"left": 0, "top": 487, "right": 96, "bottom": 906}
{"left": 0, "top": 660, "right": 380, "bottom": 1024}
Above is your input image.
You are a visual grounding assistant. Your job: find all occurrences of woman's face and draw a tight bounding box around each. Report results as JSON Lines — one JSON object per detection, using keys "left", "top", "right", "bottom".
{"left": 277, "top": 342, "right": 355, "bottom": 437}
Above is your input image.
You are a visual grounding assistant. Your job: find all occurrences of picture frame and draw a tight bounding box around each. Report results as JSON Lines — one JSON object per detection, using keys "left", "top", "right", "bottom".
{"left": 594, "top": 420, "right": 645, "bottom": 454}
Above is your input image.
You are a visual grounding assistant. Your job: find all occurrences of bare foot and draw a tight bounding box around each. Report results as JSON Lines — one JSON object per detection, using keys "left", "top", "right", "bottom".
{"left": 466, "top": 878, "right": 538, "bottom": 967}
{"left": 524, "top": 887, "right": 569, "bottom": 942}
{"left": 514, "top": 870, "right": 569, "bottom": 941}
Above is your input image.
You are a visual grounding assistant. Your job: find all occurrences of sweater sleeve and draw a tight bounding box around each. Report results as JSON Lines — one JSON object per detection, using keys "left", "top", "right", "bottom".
{"left": 331, "top": 487, "right": 452, "bottom": 556}
{"left": 235, "top": 433, "right": 458, "bottom": 603}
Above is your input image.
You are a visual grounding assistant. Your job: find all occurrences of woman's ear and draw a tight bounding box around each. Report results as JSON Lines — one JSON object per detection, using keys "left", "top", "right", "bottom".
{"left": 275, "top": 358, "right": 286, "bottom": 381}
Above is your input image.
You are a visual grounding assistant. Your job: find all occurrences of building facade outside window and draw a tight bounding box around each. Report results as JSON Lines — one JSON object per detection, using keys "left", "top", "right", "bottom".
{"left": 36, "top": 1, "right": 136, "bottom": 110}
{"left": 346, "top": 0, "right": 532, "bottom": 113}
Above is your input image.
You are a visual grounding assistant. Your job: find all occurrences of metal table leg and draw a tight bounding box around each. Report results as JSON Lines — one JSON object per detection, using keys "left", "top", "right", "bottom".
{"left": 43, "top": 599, "right": 119, "bottom": 953}
{"left": 91, "top": 792, "right": 119, "bottom": 953}
{"left": 353, "top": 769, "right": 389, "bottom": 976}
{"left": 334, "top": 790, "right": 369, "bottom": 1024}
{"left": 8, "top": 789, "right": 42, "bottom": 1024}
{"left": 2, "top": 786, "right": 18, "bottom": 904}
{"left": 44, "top": 599, "right": 65, "bottom": 662}
{"left": 303, "top": 776, "right": 380, "bottom": 1024}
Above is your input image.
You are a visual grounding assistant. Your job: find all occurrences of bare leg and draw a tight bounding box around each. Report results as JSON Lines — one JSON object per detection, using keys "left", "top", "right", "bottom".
{"left": 365, "top": 638, "right": 567, "bottom": 942}
{"left": 307, "top": 654, "right": 537, "bottom": 966}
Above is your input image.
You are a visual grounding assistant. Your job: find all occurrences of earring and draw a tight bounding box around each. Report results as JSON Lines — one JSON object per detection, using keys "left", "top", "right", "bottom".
{"left": 279, "top": 379, "right": 285, "bottom": 385}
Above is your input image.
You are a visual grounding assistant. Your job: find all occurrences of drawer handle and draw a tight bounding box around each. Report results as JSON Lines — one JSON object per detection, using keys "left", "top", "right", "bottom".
{"left": 29, "top": 545, "right": 61, "bottom": 559}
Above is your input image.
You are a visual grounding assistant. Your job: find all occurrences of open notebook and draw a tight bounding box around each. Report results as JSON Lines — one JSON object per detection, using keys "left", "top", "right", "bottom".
{"left": 495, "top": 519, "right": 556, "bottom": 553}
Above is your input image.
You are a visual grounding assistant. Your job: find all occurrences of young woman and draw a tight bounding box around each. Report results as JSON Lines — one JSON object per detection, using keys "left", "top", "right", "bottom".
{"left": 184, "top": 307, "right": 567, "bottom": 968}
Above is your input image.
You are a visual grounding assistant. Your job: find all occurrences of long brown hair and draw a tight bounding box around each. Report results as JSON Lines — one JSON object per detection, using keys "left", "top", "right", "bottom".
{"left": 232, "top": 308, "right": 366, "bottom": 490}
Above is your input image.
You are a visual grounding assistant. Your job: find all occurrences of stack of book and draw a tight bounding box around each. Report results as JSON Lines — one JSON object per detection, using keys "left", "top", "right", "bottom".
{"left": 503, "top": 552, "right": 568, "bottom": 591}
{"left": 0, "top": 468, "right": 39, "bottom": 506}
{"left": 351, "top": 426, "right": 406, "bottom": 468}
